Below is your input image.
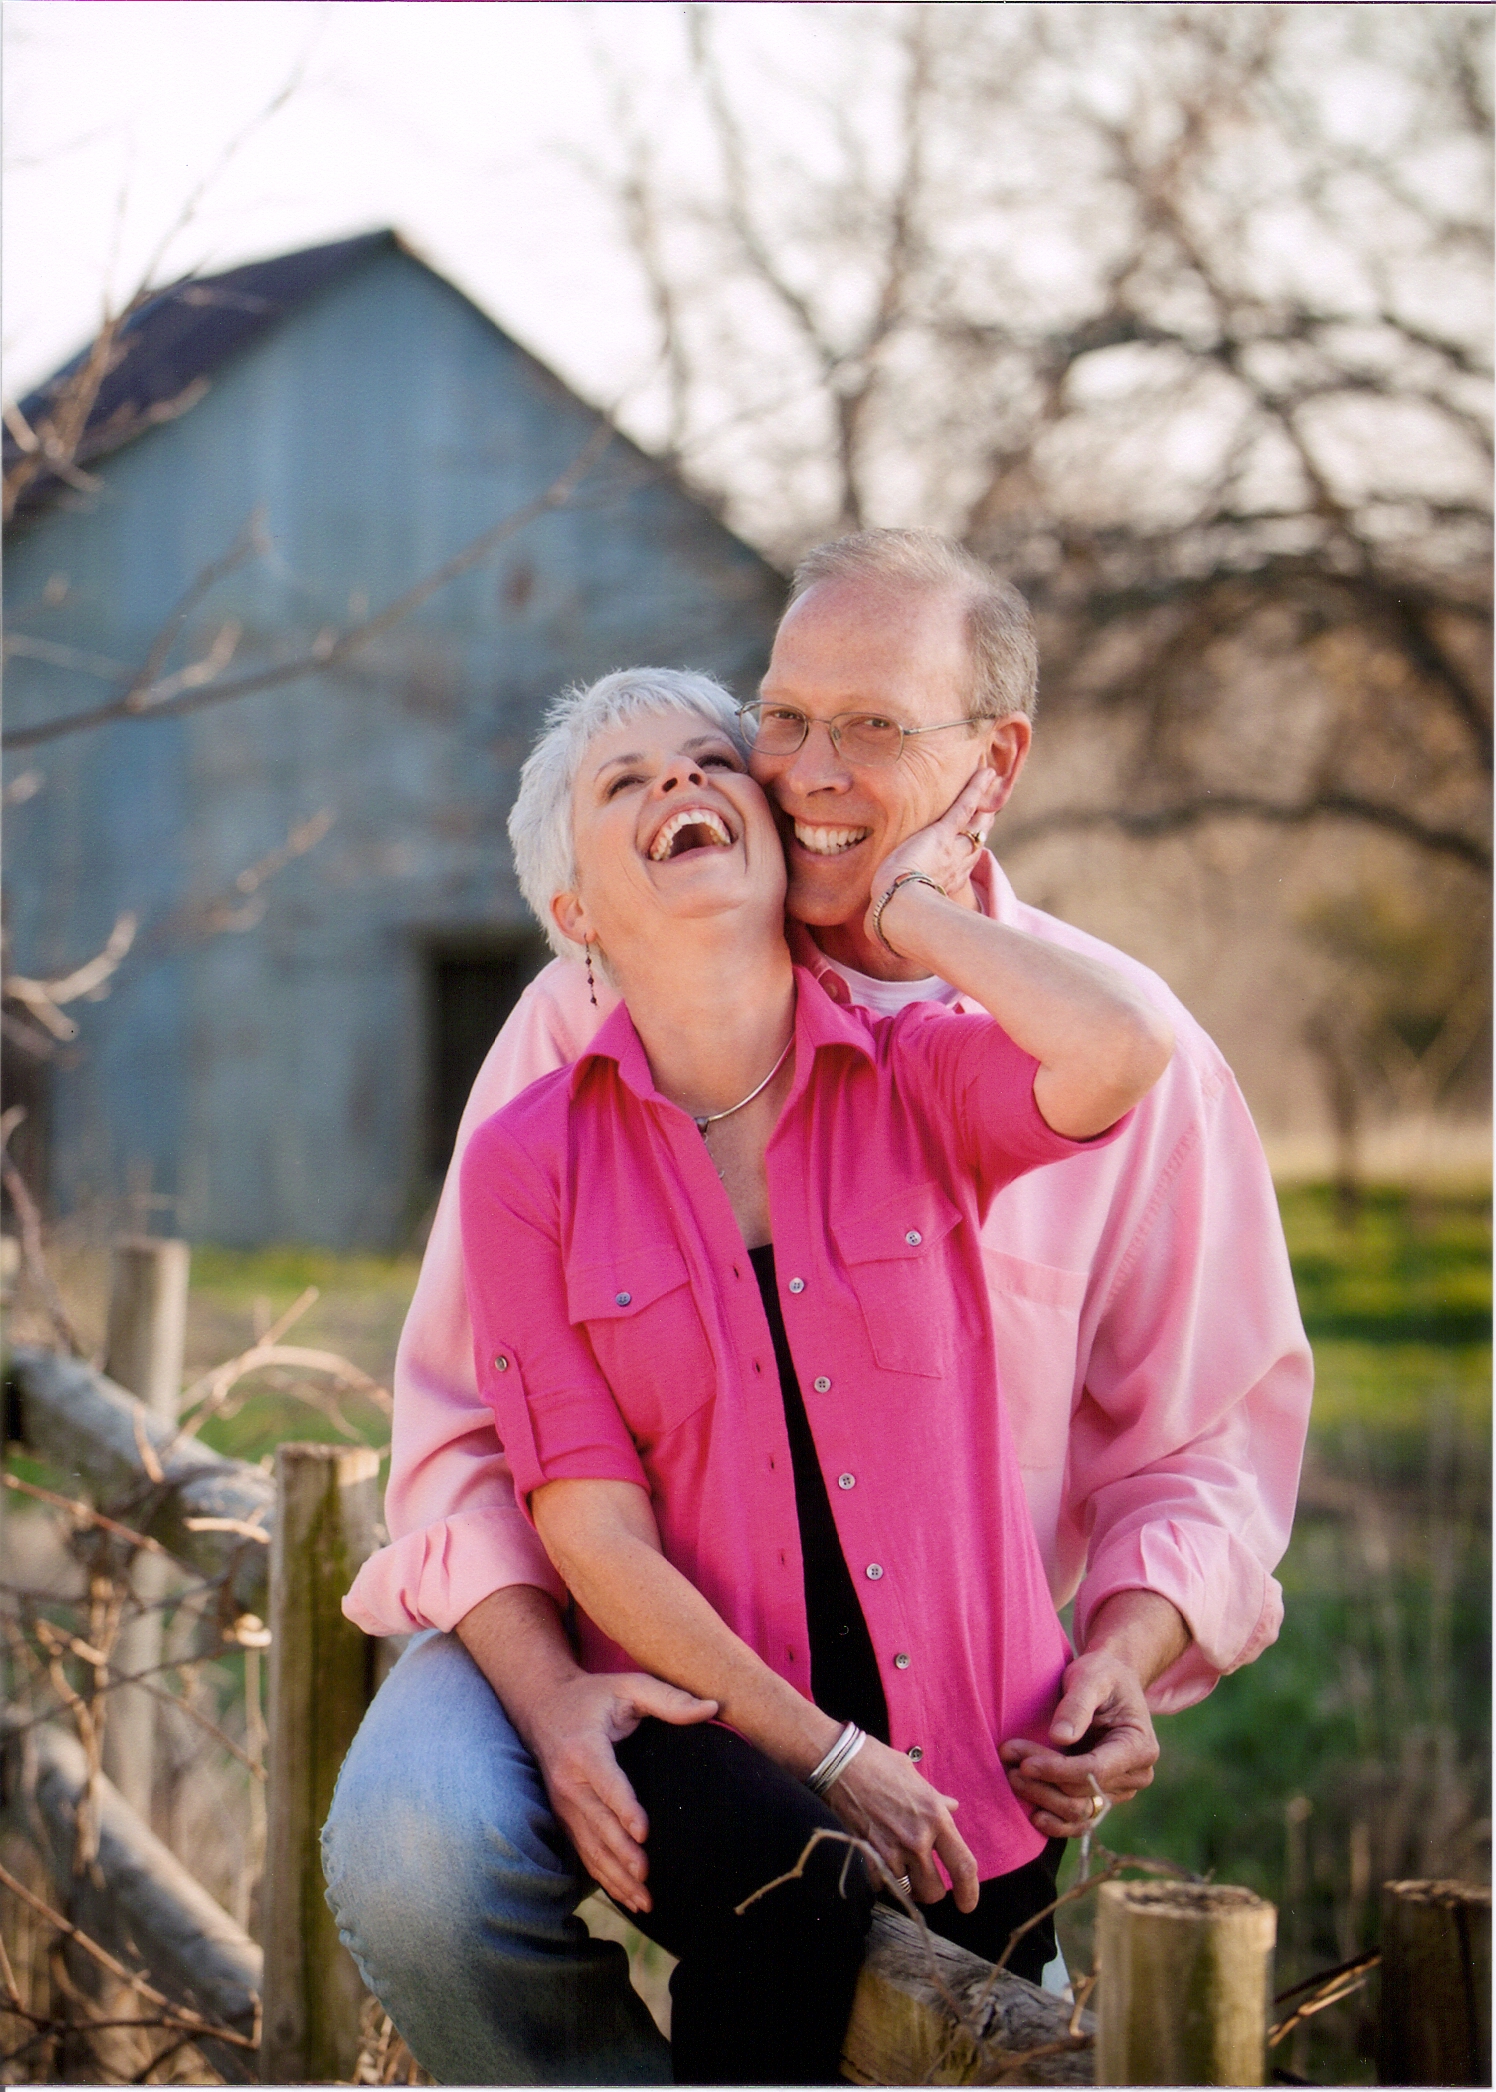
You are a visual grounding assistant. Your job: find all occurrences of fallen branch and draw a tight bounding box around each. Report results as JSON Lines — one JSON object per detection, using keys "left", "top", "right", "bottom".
{"left": 0, "top": 1860, "right": 255, "bottom": 2050}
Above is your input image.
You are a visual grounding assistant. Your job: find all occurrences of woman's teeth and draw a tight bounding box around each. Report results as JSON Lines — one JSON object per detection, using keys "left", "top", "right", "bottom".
{"left": 649, "top": 807, "right": 733, "bottom": 861}
{"left": 793, "top": 822, "right": 872, "bottom": 856}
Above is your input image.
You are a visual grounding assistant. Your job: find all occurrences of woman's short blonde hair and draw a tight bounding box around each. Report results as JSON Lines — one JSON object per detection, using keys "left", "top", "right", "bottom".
{"left": 508, "top": 667, "right": 745, "bottom": 961}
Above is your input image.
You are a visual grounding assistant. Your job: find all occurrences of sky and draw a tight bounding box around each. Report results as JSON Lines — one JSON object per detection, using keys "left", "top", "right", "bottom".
{"left": 3, "top": 2, "right": 729, "bottom": 424}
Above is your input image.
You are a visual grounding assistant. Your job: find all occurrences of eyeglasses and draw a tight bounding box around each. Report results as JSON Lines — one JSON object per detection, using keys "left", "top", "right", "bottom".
{"left": 736, "top": 701, "right": 976, "bottom": 767}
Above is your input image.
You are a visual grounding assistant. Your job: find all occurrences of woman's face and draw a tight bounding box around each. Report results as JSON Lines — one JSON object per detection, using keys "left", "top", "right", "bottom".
{"left": 555, "top": 709, "right": 788, "bottom": 970}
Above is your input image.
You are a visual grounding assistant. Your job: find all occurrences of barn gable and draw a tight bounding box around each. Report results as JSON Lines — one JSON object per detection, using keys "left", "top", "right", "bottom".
{"left": 4, "top": 233, "right": 785, "bottom": 1247}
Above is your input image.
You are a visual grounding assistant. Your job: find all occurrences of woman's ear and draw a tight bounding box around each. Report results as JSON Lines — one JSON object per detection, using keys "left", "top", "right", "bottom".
{"left": 552, "top": 890, "right": 590, "bottom": 948}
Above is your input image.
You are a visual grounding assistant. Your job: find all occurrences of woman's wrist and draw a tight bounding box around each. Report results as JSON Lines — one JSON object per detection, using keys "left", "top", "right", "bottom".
{"left": 870, "top": 868, "right": 948, "bottom": 957}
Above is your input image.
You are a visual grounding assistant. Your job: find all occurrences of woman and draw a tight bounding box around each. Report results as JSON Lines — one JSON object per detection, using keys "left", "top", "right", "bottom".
{"left": 462, "top": 668, "right": 1172, "bottom": 2083}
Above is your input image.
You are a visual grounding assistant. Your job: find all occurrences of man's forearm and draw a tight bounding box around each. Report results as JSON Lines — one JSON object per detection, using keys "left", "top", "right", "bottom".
{"left": 455, "top": 1583, "right": 586, "bottom": 1753}
{"left": 1078, "top": 1589, "right": 1190, "bottom": 1690}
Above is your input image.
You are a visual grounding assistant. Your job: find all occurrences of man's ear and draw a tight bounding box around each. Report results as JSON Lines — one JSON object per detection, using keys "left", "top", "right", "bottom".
{"left": 552, "top": 890, "right": 590, "bottom": 948}
{"left": 973, "top": 714, "right": 1032, "bottom": 813}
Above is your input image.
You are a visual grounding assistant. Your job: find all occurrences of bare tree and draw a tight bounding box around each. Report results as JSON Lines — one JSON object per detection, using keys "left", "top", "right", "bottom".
{"left": 591, "top": 4, "right": 1490, "bottom": 878}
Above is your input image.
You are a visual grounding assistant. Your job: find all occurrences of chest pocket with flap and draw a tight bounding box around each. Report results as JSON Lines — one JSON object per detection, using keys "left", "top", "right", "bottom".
{"left": 566, "top": 1244, "right": 716, "bottom": 1443}
{"left": 833, "top": 1181, "right": 965, "bottom": 1377}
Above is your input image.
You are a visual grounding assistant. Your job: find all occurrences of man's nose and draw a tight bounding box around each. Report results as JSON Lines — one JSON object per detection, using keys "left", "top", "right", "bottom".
{"left": 776, "top": 720, "right": 853, "bottom": 794}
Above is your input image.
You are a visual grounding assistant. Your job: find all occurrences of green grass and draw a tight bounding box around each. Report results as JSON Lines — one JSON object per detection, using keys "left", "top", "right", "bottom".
{"left": 1055, "top": 1182, "right": 1492, "bottom": 2084}
{"left": 10, "top": 1182, "right": 1486, "bottom": 2082}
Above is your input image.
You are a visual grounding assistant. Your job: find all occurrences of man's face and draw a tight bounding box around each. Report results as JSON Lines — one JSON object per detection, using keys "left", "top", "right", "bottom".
{"left": 750, "top": 578, "right": 1028, "bottom": 972}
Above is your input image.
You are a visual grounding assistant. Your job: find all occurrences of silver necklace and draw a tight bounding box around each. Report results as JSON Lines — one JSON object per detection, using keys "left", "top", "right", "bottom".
{"left": 689, "top": 1031, "right": 795, "bottom": 1138}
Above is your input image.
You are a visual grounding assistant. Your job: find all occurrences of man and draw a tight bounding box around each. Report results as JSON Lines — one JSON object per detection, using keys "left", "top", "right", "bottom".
{"left": 327, "top": 531, "right": 1311, "bottom": 2085}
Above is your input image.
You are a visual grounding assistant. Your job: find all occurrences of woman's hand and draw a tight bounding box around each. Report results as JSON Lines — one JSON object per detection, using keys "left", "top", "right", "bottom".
{"left": 862, "top": 766, "right": 1002, "bottom": 950}
{"left": 823, "top": 1736, "right": 981, "bottom": 1913}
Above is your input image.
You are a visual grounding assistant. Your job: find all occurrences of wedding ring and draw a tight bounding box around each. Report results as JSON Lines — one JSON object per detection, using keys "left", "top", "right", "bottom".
{"left": 894, "top": 1874, "right": 912, "bottom": 1895}
{"left": 960, "top": 827, "right": 984, "bottom": 851}
{"left": 1089, "top": 1792, "right": 1107, "bottom": 1819}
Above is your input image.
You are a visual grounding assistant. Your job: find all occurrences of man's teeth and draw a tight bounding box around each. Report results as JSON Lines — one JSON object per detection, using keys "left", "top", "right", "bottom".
{"left": 793, "top": 822, "right": 872, "bottom": 856}
{"left": 648, "top": 807, "right": 733, "bottom": 861}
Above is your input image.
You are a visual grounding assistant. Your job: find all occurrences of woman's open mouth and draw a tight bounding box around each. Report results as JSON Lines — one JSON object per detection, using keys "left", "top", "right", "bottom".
{"left": 648, "top": 807, "right": 735, "bottom": 861}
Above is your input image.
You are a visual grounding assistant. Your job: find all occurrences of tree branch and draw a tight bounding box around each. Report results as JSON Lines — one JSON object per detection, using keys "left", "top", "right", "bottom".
{"left": 1001, "top": 791, "right": 1490, "bottom": 875}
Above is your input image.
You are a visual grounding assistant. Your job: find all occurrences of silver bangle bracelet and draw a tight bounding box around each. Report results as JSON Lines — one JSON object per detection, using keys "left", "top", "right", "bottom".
{"left": 807, "top": 1721, "right": 866, "bottom": 1796}
{"left": 871, "top": 869, "right": 946, "bottom": 955}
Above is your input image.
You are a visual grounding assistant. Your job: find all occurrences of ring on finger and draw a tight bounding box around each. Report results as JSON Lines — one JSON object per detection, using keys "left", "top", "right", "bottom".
{"left": 1088, "top": 1791, "right": 1106, "bottom": 1819}
{"left": 959, "top": 827, "right": 984, "bottom": 852}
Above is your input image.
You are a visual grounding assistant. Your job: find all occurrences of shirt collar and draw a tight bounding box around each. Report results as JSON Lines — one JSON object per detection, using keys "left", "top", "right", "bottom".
{"left": 570, "top": 964, "right": 874, "bottom": 1109}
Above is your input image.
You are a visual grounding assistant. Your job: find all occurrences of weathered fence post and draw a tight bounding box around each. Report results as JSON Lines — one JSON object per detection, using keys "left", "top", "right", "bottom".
{"left": 1376, "top": 1879, "right": 1492, "bottom": 2086}
{"left": 100, "top": 1238, "right": 190, "bottom": 1822}
{"left": 259, "top": 1443, "right": 379, "bottom": 2085}
{"left": 1095, "top": 1880, "right": 1276, "bottom": 2086}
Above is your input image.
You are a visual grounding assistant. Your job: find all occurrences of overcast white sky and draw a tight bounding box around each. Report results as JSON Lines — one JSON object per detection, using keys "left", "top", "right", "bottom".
{"left": 4, "top": 1, "right": 743, "bottom": 417}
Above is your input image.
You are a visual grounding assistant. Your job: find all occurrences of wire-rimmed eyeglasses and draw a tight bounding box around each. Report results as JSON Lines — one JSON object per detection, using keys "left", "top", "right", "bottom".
{"left": 736, "top": 701, "right": 976, "bottom": 767}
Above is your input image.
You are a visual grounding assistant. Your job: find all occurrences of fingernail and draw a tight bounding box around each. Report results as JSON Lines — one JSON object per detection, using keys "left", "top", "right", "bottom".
{"left": 1052, "top": 1721, "right": 1075, "bottom": 1741}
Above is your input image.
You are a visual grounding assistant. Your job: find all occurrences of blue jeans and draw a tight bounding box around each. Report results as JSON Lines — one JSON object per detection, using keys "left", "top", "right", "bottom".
{"left": 321, "top": 1630, "right": 672, "bottom": 2086}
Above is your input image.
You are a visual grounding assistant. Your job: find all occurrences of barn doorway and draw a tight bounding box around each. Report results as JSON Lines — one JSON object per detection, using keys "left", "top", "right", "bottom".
{"left": 426, "top": 935, "right": 549, "bottom": 1182}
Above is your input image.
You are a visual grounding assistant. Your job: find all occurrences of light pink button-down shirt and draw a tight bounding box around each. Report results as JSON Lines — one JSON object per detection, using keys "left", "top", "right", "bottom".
{"left": 460, "top": 971, "right": 1115, "bottom": 1880}
{"left": 345, "top": 856, "right": 1312, "bottom": 1714}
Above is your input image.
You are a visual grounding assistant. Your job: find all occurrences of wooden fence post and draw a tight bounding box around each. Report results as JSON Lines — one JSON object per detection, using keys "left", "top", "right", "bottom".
{"left": 1095, "top": 1880, "right": 1276, "bottom": 2086}
{"left": 1377, "top": 1879, "right": 1492, "bottom": 2086}
{"left": 101, "top": 1238, "right": 191, "bottom": 1823}
{"left": 259, "top": 1443, "right": 380, "bottom": 2085}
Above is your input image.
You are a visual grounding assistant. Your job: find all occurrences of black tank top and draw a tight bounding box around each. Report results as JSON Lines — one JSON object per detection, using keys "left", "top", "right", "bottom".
{"left": 748, "top": 1242, "right": 890, "bottom": 1744}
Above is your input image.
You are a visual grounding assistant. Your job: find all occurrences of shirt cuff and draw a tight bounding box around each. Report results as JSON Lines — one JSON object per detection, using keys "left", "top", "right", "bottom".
{"left": 1073, "top": 1520, "right": 1282, "bottom": 1715}
{"left": 343, "top": 1506, "right": 566, "bottom": 1635}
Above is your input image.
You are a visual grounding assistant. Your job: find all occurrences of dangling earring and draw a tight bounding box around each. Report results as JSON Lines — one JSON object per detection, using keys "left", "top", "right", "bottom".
{"left": 585, "top": 941, "right": 597, "bottom": 1007}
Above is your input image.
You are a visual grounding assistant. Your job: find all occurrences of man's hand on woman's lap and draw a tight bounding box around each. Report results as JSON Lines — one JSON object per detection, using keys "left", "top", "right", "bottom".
{"left": 456, "top": 1583, "right": 716, "bottom": 1914}
{"left": 527, "top": 1669, "right": 718, "bottom": 1914}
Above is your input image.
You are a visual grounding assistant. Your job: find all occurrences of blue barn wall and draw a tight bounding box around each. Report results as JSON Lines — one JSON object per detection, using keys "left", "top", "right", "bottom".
{"left": 5, "top": 240, "right": 784, "bottom": 1246}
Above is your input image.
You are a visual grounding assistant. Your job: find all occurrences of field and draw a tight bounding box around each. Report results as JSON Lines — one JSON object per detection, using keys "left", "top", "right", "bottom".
{"left": 1054, "top": 1184, "right": 1492, "bottom": 2085}
{"left": 4, "top": 1181, "right": 1489, "bottom": 2083}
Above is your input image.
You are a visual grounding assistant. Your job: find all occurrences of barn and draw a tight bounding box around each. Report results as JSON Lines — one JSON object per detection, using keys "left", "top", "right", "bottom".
{"left": 3, "top": 231, "right": 785, "bottom": 1248}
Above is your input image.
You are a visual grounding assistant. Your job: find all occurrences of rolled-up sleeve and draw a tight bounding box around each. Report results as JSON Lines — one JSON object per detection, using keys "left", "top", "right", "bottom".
{"left": 1065, "top": 1065, "right": 1312, "bottom": 1710}
{"left": 459, "top": 1116, "right": 648, "bottom": 1515}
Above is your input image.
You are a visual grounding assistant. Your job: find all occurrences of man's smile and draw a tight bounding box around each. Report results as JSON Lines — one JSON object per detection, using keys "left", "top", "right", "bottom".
{"left": 791, "top": 820, "right": 873, "bottom": 857}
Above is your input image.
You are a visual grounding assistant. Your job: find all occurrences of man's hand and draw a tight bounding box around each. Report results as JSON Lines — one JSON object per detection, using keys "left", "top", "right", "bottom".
{"left": 999, "top": 1650, "right": 1160, "bottom": 1835}
{"left": 524, "top": 1668, "right": 718, "bottom": 1914}
{"left": 1000, "top": 1591, "right": 1187, "bottom": 1837}
{"left": 456, "top": 1584, "right": 715, "bottom": 1914}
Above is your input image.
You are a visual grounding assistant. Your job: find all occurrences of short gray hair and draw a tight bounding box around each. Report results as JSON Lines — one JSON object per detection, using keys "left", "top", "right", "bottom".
{"left": 509, "top": 667, "right": 745, "bottom": 960}
{"left": 789, "top": 529, "right": 1038, "bottom": 722}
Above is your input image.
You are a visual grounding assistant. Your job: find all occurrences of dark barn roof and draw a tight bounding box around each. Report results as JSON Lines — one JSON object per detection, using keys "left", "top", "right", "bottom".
{"left": 6, "top": 232, "right": 398, "bottom": 518}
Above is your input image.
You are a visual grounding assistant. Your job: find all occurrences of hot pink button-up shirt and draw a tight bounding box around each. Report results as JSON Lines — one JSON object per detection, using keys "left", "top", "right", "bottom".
{"left": 460, "top": 970, "right": 1118, "bottom": 1880}
{"left": 345, "top": 856, "right": 1312, "bottom": 1714}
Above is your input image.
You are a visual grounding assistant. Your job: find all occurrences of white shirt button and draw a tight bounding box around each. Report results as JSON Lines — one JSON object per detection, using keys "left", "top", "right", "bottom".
{"left": 813, "top": 1376, "right": 831, "bottom": 1393}
{"left": 865, "top": 1563, "right": 884, "bottom": 1580}
{"left": 905, "top": 1230, "right": 922, "bottom": 1246}
{"left": 894, "top": 1652, "right": 911, "bottom": 1669}
{"left": 788, "top": 1277, "right": 805, "bottom": 1294}
{"left": 493, "top": 1355, "right": 509, "bottom": 1372}
{"left": 615, "top": 1292, "right": 632, "bottom": 1307}
{"left": 837, "top": 1473, "right": 855, "bottom": 1490}
{"left": 907, "top": 1745, "right": 924, "bottom": 1762}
